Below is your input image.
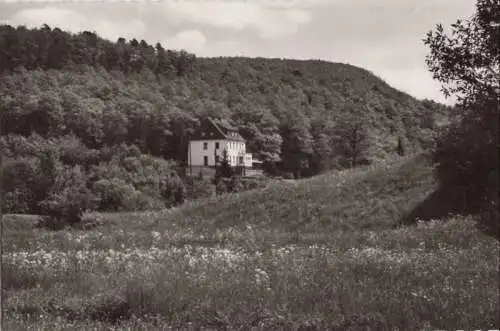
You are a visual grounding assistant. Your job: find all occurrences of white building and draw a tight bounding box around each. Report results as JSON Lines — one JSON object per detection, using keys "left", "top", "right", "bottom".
{"left": 188, "top": 118, "right": 253, "bottom": 171}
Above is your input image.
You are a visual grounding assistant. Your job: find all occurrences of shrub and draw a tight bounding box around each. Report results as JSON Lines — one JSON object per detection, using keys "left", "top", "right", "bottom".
{"left": 160, "top": 174, "right": 187, "bottom": 207}
{"left": 89, "top": 152, "right": 178, "bottom": 210}
{"left": 38, "top": 165, "right": 98, "bottom": 229}
{"left": 92, "top": 177, "right": 165, "bottom": 212}
{"left": 92, "top": 178, "right": 136, "bottom": 212}
{"left": 2, "top": 189, "right": 32, "bottom": 214}
{"left": 434, "top": 97, "right": 499, "bottom": 232}
{"left": 1, "top": 158, "right": 37, "bottom": 213}
{"left": 184, "top": 176, "right": 215, "bottom": 200}
{"left": 239, "top": 178, "right": 267, "bottom": 191}
{"left": 57, "top": 135, "right": 100, "bottom": 168}
{"left": 215, "top": 180, "right": 228, "bottom": 196}
{"left": 128, "top": 192, "right": 165, "bottom": 211}
{"left": 214, "top": 149, "right": 233, "bottom": 185}
{"left": 79, "top": 212, "right": 105, "bottom": 229}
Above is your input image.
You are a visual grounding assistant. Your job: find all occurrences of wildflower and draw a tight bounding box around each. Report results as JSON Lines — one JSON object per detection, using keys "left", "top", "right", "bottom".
{"left": 151, "top": 231, "right": 161, "bottom": 242}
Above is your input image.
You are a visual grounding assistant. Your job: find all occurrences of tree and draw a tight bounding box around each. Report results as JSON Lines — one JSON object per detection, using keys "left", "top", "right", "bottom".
{"left": 396, "top": 136, "right": 406, "bottom": 156}
{"left": 310, "top": 113, "right": 338, "bottom": 174}
{"left": 213, "top": 149, "right": 233, "bottom": 195}
{"left": 333, "top": 109, "right": 372, "bottom": 168}
{"left": 423, "top": 0, "right": 499, "bottom": 233}
{"left": 161, "top": 173, "right": 186, "bottom": 207}
{"left": 39, "top": 165, "right": 98, "bottom": 229}
{"left": 215, "top": 148, "right": 233, "bottom": 181}
{"left": 1, "top": 158, "right": 37, "bottom": 213}
{"left": 280, "top": 109, "right": 313, "bottom": 179}
{"left": 424, "top": 0, "right": 499, "bottom": 107}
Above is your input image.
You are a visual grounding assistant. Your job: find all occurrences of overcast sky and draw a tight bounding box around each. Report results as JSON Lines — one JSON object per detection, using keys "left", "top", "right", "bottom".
{"left": 1, "top": 0, "right": 476, "bottom": 104}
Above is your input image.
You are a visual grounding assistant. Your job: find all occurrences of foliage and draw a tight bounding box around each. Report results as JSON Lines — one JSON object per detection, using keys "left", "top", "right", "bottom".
{"left": 0, "top": 25, "right": 196, "bottom": 77}
{"left": 92, "top": 178, "right": 140, "bottom": 212}
{"left": 1, "top": 158, "right": 37, "bottom": 213}
{"left": 2, "top": 155, "right": 498, "bottom": 329}
{"left": 1, "top": 24, "right": 454, "bottom": 181}
{"left": 160, "top": 173, "right": 186, "bottom": 207}
{"left": 424, "top": 0, "right": 500, "bottom": 106}
{"left": 0, "top": 135, "right": 174, "bottom": 215}
{"left": 433, "top": 97, "right": 498, "bottom": 231}
{"left": 0, "top": 23, "right": 457, "bottom": 216}
{"left": 396, "top": 136, "right": 406, "bottom": 156}
{"left": 332, "top": 108, "right": 373, "bottom": 168}
{"left": 38, "top": 165, "right": 98, "bottom": 229}
{"left": 184, "top": 176, "right": 215, "bottom": 200}
{"left": 214, "top": 149, "right": 233, "bottom": 185}
{"left": 424, "top": 0, "right": 499, "bottom": 232}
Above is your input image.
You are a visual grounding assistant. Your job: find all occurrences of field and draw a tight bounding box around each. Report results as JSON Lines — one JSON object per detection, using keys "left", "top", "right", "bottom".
{"left": 2, "top": 154, "right": 499, "bottom": 330}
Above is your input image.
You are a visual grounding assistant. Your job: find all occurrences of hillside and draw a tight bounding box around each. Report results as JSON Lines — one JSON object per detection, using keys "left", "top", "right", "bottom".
{"left": 0, "top": 24, "right": 454, "bottom": 215}
{"left": 97, "top": 153, "right": 446, "bottom": 242}
{"left": 3, "top": 153, "right": 499, "bottom": 329}
{"left": 159, "top": 154, "right": 436, "bottom": 235}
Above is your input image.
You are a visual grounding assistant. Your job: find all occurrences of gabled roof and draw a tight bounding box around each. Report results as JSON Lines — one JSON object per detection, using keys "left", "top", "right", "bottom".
{"left": 190, "top": 117, "right": 245, "bottom": 142}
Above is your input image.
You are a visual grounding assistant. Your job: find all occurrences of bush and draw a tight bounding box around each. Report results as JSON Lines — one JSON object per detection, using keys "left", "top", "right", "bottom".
{"left": 92, "top": 177, "right": 165, "bottom": 212}
{"left": 1, "top": 158, "right": 37, "bottom": 213}
{"left": 215, "top": 180, "right": 229, "bottom": 196}
{"left": 2, "top": 189, "right": 32, "bottom": 214}
{"left": 184, "top": 176, "right": 215, "bottom": 200}
{"left": 239, "top": 178, "right": 267, "bottom": 191}
{"left": 79, "top": 212, "right": 105, "bottom": 229}
{"left": 92, "top": 178, "right": 136, "bottom": 212}
{"left": 160, "top": 174, "right": 186, "bottom": 207}
{"left": 89, "top": 152, "right": 178, "bottom": 210}
{"left": 57, "top": 135, "right": 100, "bottom": 168}
{"left": 39, "top": 165, "right": 98, "bottom": 229}
{"left": 434, "top": 97, "right": 499, "bottom": 232}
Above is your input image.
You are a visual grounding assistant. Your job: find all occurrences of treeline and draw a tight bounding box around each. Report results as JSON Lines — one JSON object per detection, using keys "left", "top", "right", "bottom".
{"left": 0, "top": 24, "right": 453, "bottom": 220}
{"left": 0, "top": 24, "right": 196, "bottom": 77}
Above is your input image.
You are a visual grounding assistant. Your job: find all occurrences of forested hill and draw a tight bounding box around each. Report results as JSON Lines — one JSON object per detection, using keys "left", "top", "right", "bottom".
{"left": 1, "top": 24, "right": 452, "bottom": 178}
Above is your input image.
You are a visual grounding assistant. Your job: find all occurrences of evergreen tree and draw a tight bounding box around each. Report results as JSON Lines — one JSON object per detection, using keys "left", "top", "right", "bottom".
{"left": 220, "top": 149, "right": 233, "bottom": 177}
{"left": 396, "top": 136, "right": 406, "bottom": 156}
{"left": 214, "top": 148, "right": 233, "bottom": 186}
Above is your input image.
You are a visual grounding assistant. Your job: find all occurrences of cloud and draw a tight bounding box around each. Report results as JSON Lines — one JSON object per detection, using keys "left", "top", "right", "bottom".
{"left": 4, "top": 6, "right": 147, "bottom": 42}
{"left": 161, "top": 2, "right": 312, "bottom": 39}
{"left": 165, "top": 29, "right": 207, "bottom": 52}
{"left": 296, "top": 0, "right": 473, "bottom": 10}
{"left": 1, "top": 0, "right": 475, "bottom": 104}
{"left": 93, "top": 19, "right": 147, "bottom": 42}
{"left": 6, "top": 7, "right": 88, "bottom": 31}
{"left": 378, "top": 68, "right": 454, "bottom": 103}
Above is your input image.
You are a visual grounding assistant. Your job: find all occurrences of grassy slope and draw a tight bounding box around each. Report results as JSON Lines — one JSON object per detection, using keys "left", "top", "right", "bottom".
{"left": 2, "top": 153, "right": 499, "bottom": 330}
{"left": 101, "top": 153, "right": 438, "bottom": 241}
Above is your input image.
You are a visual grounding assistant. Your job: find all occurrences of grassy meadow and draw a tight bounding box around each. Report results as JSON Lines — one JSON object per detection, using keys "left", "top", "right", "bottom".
{"left": 2, "top": 154, "right": 499, "bottom": 330}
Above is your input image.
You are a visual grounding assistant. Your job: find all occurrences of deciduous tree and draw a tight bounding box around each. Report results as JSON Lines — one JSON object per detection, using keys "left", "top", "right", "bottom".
{"left": 424, "top": 0, "right": 499, "bottom": 233}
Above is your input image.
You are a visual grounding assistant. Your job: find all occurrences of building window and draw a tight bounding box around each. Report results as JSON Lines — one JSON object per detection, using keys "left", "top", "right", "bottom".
{"left": 239, "top": 156, "right": 244, "bottom": 164}
{"left": 215, "top": 155, "right": 220, "bottom": 164}
{"left": 215, "top": 142, "right": 220, "bottom": 149}
{"left": 203, "top": 142, "right": 208, "bottom": 150}
{"left": 204, "top": 156, "right": 208, "bottom": 166}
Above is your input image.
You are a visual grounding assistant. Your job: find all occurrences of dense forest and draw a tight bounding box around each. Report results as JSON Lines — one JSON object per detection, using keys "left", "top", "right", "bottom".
{"left": 0, "top": 24, "right": 453, "bottom": 218}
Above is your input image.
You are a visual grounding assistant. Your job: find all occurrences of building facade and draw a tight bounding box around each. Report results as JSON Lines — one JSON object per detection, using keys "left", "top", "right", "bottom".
{"left": 188, "top": 118, "right": 253, "bottom": 170}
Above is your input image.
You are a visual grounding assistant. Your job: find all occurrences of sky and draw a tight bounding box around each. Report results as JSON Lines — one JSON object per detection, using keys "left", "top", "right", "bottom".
{"left": 0, "top": 0, "right": 477, "bottom": 105}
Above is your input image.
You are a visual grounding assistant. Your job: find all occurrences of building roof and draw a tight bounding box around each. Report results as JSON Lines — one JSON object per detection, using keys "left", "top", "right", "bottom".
{"left": 190, "top": 117, "right": 245, "bottom": 142}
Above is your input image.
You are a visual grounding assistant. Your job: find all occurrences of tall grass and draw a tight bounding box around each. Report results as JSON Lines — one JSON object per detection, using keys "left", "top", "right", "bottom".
{"left": 2, "top": 154, "right": 499, "bottom": 330}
